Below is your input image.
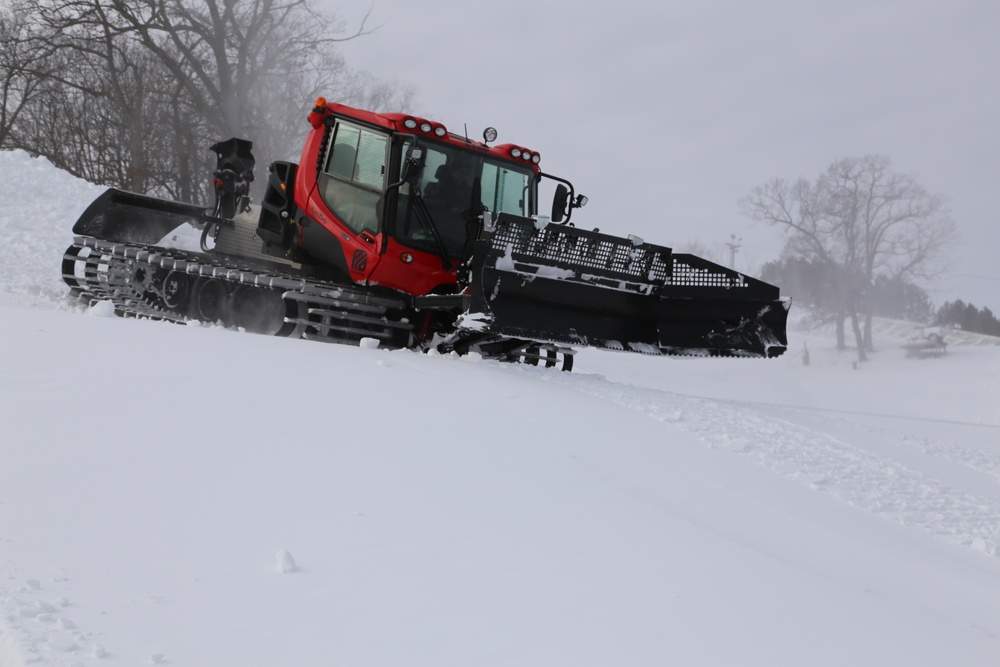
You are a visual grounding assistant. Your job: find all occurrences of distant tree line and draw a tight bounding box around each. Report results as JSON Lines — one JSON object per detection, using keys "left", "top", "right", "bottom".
{"left": 935, "top": 300, "right": 1000, "bottom": 337}
{"left": 741, "top": 155, "right": 958, "bottom": 361}
{"left": 760, "top": 256, "right": 936, "bottom": 324}
{"left": 0, "top": 0, "right": 415, "bottom": 203}
{"left": 762, "top": 256, "right": 1000, "bottom": 339}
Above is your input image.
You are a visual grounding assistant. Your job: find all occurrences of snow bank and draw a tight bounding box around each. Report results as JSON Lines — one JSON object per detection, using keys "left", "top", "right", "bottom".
{"left": 0, "top": 149, "right": 104, "bottom": 301}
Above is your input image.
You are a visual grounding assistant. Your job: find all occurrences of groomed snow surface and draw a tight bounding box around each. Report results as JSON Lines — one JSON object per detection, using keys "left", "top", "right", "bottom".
{"left": 2, "top": 149, "right": 999, "bottom": 666}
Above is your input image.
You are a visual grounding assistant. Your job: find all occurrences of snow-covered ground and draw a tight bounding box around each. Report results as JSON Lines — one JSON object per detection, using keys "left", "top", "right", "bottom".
{"left": 2, "top": 149, "right": 999, "bottom": 666}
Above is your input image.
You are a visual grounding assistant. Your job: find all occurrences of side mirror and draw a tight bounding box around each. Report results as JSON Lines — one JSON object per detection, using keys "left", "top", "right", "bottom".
{"left": 402, "top": 144, "right": 426, "bottom": 185}
{"left": 551, "top": 184, "right": 569, "bottom": 223}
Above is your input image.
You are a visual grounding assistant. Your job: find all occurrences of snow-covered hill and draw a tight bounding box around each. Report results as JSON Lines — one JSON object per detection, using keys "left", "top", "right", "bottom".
{"left": 2, "top": 149, "right": 999, "bottom": 666}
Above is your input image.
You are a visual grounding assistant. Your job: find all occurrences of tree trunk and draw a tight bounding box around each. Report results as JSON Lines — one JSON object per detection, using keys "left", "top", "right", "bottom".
{"left": 850, "top": 311, "right": 868, "bottom": 362}
{"left": 863, "top": 312, "right": 874, "bottom": 352}
{"left": 836, "top": 313, "right": 847, "bottom": 350}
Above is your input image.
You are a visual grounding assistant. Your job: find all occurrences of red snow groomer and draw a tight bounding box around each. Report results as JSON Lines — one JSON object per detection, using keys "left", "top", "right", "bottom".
{"left": 63, "top": 97, "right": 789, "bottom": 370}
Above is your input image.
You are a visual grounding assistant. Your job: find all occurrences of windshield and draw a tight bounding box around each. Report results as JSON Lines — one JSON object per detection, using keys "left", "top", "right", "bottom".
{"left": 394, "top": 141, "right": 535, "bottom": 258}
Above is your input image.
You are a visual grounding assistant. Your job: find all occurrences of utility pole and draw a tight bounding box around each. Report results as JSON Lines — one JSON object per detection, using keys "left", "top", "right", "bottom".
{"left": 726, "top": 233, "right": 742, "bottom": 270}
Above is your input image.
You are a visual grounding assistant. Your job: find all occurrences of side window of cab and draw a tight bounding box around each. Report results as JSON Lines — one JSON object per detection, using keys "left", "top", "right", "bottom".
{"left": 320, "top": 121, "right": 388, "bottom": 234}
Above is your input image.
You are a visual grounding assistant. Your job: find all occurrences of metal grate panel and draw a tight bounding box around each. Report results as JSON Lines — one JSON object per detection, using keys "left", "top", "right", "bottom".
{"left": 670, "top": 256, "right": 748, "bottom": 288}
{"left": 492, "top": 216, "right": 672, "bottom": 283}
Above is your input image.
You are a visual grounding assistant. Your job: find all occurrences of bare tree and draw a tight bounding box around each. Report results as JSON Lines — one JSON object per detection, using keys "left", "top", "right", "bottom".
{"left": 0, "top": 9, "right": 57, "bottom": 147}
{"left": 4, "top": 0, "right": 416, "bottom": 201}
{"left": 740, "top": 155, "right": 957, "bottom": 361}
{"left": 86, "top": 0, "right": 374, "bottom": 177}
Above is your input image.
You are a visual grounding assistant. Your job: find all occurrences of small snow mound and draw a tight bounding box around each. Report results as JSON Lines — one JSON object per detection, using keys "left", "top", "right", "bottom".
{"left": 970, "top": 537, "right": 996, "bottom": 556}
{"left": 93, "top": 645, "right": 107, "bottom": 659}
{"left": 662, "top": 409, "right": 683, "bottom": 423}
{"left": 48, "top": 637, "right": 79, "bottom": 652}
{"left": 150, "top": 652, "right": 166, "bottom": 663}
{"left": 359, "top": 337, "right": 381, "bottom": 349}
{"left": 275, "top": 549, "right": 298, "bottom": 573}
{"left": 87, "top": 300, "right": 116, "bottom": 318}
{"left": 25, "top": 578, "right": 41, "bottom": 590}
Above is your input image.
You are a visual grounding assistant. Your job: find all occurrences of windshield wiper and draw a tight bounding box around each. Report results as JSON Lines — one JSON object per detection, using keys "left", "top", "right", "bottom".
{"left": 409, "top": 191, "right": 454, "bottom": 268}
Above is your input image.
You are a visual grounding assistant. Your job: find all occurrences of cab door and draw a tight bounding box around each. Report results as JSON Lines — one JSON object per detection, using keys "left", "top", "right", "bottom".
{"left": 307, "top": 119, "right": 389, "bottom": 282}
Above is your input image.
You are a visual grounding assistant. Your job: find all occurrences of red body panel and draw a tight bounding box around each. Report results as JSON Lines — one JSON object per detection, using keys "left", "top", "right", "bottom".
{"left": 370, "top": 239, "right": 457, "bottom": 294}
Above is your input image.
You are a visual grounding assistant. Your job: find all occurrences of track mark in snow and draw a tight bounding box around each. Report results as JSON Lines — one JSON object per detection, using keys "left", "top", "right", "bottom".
{"left": 881, "top": 425, "right": 1000, "bottom": 486}
{"left": 532, "top": 369, "right": 1000, "bottom": 557}
{"left": 1, "top": 574, "right": 108, "bottom": 667}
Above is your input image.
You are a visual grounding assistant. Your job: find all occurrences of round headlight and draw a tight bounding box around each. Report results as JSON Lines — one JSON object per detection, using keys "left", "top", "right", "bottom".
{"left": 483, "top": 127, "right": 498, "bottom": 143}
{"left": 510, "top": 147, "right": 522, "bottom": 158}
{"left": 531, "top": 154, "right": 541, "bottom": 164}
{"left": 419, "top": 122, "right": 432, "bottom": 133}
{"left": 403, "top": 118, "right": 417, "bottom": 130}
{"left": 433, "top": 125, "right": 447, "bottom": 137}
{"left": 521, "top": 152, "right": 531, "bottom": 161}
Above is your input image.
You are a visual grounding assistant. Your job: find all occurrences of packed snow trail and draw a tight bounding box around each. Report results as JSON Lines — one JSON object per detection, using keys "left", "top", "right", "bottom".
{"left": 520, "top": 364, "right": 1000, "bottom": 557}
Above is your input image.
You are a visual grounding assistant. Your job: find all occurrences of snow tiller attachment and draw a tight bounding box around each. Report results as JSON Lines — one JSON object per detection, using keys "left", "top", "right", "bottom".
{"left": 466, "top": 214, "right": 789, "bottom": 358}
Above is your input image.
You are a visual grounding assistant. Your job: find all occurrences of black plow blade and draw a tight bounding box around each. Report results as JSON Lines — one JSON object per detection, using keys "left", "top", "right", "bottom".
{"left": 72, "top": 188, "right": 207, "bottom": 244}
{"left": 468, "top": 215, "right": 790, "bottom": 358}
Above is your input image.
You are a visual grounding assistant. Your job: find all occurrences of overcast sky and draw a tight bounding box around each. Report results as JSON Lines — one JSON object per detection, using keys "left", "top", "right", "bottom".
{"left": 328, "top": 0, "right": 1000, "bottom": 312}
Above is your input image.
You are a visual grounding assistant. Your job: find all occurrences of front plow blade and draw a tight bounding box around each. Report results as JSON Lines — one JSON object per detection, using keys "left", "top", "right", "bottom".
{"left": 468, "top": 215, "right": 789, "bottom": 358}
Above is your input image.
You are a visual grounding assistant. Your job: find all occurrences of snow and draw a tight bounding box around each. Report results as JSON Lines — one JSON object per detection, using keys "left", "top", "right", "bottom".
{"left": 2, "top": 147, "right": 1000, "bottom": 666}
{"left": 275, "top": 550, "right": 298, "bottom": 574}
{"left": 358, "top": 336, "right": 381, "bottom": 349}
